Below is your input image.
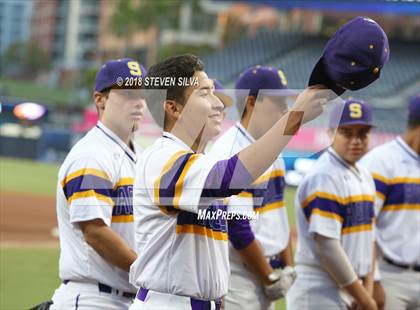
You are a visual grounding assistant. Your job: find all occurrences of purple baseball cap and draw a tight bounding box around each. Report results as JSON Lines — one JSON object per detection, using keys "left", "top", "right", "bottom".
{"left": 95, "top": 58, "right": 147, "bottom": 92}
{"left": 408, "top": 94, "right": 420, "bottom": 120}
{"left": 236, "top": 65, "right": 297, "bottom": 98}
{"left": 329, "top": 98, "right": 374, "bottom": 128}
{"left": 213, "top": 79, "right": 233, "bottom": 107}
{"left": 309, "top": 17, "right": 390, "bottom": 95}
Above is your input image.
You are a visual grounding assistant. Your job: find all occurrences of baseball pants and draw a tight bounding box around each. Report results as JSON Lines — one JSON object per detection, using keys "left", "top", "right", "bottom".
{"left": 51, "top": 281, "right": 133, "bottom": 310}
{"left": 380, "top": 259, "right": 420, "bottom": 310}
{"left": 286, "top": 264, "right": 347, "bottom": 310}
{"left": 224, "top": 256, "right": 274, "bottom": 310}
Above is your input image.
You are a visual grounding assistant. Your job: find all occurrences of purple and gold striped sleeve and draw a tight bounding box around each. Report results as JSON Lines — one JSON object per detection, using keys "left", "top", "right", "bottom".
{"left": 61, "top": 159, "right": 115, "bottom": 225}
{"left": 153, "top": 151, "right": 253, "bottom": 214}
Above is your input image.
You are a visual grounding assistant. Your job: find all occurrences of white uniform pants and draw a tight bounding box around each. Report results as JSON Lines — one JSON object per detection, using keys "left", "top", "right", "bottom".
{"left": 380, "top": 260, "right": 420, "bottom": 310}
{"left": 224, "top": 258, "right": 274, "bottom": 310}
{"left": 286, "top": 264, "right": 347, "bottom": 310}
{"left": 51, "top": 281, "right": 133, "bottom": 310}
{"left": 129, "top": 289, "right": 221, "bottom": 310}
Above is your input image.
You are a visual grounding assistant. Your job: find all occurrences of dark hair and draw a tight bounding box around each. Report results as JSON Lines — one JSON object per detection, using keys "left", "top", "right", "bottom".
{"left": 145, "top": 54, "right": 204, "bottom": 128}
{"left": 408, "top": 116, "right": 420, "bottom": 129}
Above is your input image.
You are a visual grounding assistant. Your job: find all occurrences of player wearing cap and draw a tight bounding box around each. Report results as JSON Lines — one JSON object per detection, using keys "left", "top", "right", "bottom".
{"left": 209, "top": 66, "right": 295, "bottom": 310}
{"left": 359, "top": 94, "right": 420, "bottom": 310}
{"left": 50, "top": 58, "right": 147, "bottom": 309}
{"left": 129, "top": 54, "right": 327, "bottom": 310}
{"left": 287, "top": 99, "right": 378, "bottom": 310}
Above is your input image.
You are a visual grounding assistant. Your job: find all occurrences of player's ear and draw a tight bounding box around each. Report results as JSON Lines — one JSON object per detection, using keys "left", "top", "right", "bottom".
{"left": 94, "top": 91, "right": 107, "bottom": 112}
{"left": 244, "top": 95, "right": 256, "bottom": 117}
{"left": 164, "top": 100, "right": 182, "bottom": 119}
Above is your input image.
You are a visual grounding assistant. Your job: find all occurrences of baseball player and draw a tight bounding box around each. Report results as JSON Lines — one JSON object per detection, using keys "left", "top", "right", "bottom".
{"left": 359, "top": 94, "right": 420, "bottom": 310}
{"left": 287, "top": 99, "right": 378, "bottom": 310}
{"left": 129, "top": 54, "right": 327, "bottom": 309}
{"left": 50, "top": 58, "right": 146, "bottom": 309}
{"left": 209, "top": 66, "right": 295, "bottom": 310}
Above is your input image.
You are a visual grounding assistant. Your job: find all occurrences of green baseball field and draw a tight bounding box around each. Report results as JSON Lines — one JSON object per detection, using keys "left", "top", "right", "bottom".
{"left": 0, "top": 157, "right": 296, "bottom": 310}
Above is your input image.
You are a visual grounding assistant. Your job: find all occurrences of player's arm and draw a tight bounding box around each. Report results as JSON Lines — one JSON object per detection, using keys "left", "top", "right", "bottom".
{"left": 314, "top": 234, "right": 377, "bottom": 310}
{"left": 363, "top": 240, "right": 376, "bottom": 295}
{"left": 279, "top": 236, "right": 294, "bottom": 267}
{"left": 79, "top": 219, "right": 137, "bottom": 272}
{"left": 228, "top": 218, "right": 273, "bottom": 284}
{"left": 237, "top": 240, "right": 274, "bottom": 285}
{"left": 61, "top": 157, "right": 137, "bottom": 272}
{"left": 372, "top": 242, "right": 386, "bottom": 310}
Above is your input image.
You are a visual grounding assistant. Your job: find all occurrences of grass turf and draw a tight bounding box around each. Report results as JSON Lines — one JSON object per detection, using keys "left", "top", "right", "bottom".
{"left": 0, "top": 157, "right": 59, "bottom": 197}
{"left": 0, "top": 248, "right": 60, "bottom": 310}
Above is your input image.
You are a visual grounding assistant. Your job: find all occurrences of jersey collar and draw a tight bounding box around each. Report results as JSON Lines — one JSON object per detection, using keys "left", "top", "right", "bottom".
{"left": 96, "top": 121, "right": 137, "bottom": 163}
{"left": 235, "top": 122, "right": 255, "bottom": 143}
{"left": 327, "top": 147, "right": 361, "bottom": 179}
{"left": 396, "top": 136, "right": 420, "bottom": 162}
{"left": 162, "top": 131, "right": 194, "bottom": 152}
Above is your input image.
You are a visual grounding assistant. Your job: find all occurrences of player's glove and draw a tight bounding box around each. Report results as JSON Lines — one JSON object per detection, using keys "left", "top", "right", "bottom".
{"left": 264, "top": 266, "right": 297, "bottom": 300}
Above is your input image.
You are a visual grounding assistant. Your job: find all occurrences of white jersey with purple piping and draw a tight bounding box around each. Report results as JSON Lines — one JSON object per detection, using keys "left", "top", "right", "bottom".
{"left": 359, "top": 136, "right": 420, "bottom": 265}
{"left": 294, "top": 148, "right": 376, "bottom": 277}
{"left": 56, "top": 121, "right": 137, "bottom": 292}
{"left": 209, "top": 122, "right": 290, "bottom": 256}
{"left": 130, "top": 132, "right": 234, "bottom": 300}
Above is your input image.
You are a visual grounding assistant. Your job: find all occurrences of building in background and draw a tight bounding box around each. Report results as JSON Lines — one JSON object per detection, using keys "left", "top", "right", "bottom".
{"left": 30, "top": 0, "right": 99, "bottom": 70}
{"left": 0, "top": 0, "right": 34, "bottom": 55}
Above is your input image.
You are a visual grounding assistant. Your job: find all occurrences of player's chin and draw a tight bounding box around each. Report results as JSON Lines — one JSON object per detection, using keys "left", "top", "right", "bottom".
{"left": 204, "top": 122, "right": 222, "bottom": 138}
{"left": 348, "top": 152, "right": 363, "bottom": 163}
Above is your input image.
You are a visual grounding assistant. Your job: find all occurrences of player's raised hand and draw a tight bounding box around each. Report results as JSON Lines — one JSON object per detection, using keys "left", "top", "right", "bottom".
{"left": 290, "top": 85, "right": 331, "bottom": 124}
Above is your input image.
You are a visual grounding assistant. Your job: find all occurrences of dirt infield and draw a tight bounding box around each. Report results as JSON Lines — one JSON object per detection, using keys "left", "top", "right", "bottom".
{"left": 0, "top": 191, "right": 58, "bottom": 246}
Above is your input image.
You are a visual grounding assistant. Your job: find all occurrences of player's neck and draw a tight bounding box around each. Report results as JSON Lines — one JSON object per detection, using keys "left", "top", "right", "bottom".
{"left": 101, "top": 120, "right": 133, "bottom": 148}
{"left": 169, "top": 126, "right": 208, "bottom": 153}
{"left": 240, "top": 118, "right": 259, "bottom": 140}
{"left": 403, "top": 129, "right": 420, "bottom": 155}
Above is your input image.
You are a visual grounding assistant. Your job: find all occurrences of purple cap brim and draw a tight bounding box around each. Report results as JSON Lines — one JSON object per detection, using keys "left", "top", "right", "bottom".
{"left": 309, "top": 57, "right": 346, "bottom": 96}
{"left": 338, "top": 120, "right": 375, "bottom": 127}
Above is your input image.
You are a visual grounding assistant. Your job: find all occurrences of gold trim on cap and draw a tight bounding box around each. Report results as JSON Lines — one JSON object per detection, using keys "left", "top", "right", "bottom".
{"left": 373, "top": 67, "right": 379, "bottom": 74}
{"left": 351, "top": 61, "right": 356, "bottom": 66}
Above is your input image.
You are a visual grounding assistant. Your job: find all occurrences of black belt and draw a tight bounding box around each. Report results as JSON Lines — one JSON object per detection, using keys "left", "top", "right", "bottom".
{"left": 383, "top": 257, "right": 420, "bottom": 272}
{"left": 63, "top": 280, "right": 136, "bottom": 299}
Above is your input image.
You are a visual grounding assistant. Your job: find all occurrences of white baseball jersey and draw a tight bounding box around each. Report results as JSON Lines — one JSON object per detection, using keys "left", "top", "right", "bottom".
{"left": 295, "top": 147, "right": 376, "bottom": 277}
{"left": 56, "top": 121, "right": 137, "bottom": 292}
{"left": 360, "top": 136, "right": 420, "bottom": 265}
{"left": 209, "top": 123, "right": 290, "bottom": 256}
{"left": 130, "top": 132, "right": 232, "bottom": 300}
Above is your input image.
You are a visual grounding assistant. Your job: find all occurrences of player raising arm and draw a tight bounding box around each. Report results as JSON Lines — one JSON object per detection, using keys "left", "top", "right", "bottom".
{"left": 129, "top": 54, "right": 326, "bottom": 310}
